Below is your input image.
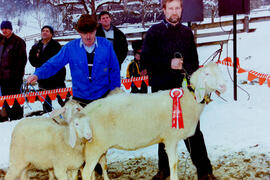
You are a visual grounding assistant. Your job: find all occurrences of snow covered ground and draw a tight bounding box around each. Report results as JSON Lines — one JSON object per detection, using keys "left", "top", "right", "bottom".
{"left": 1, "top": 10, "right": 270, "bottom": 179}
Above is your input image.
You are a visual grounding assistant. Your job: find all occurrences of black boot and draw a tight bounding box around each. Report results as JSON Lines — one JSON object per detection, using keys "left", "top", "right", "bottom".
{"left": 94, "top": 163, "right": 103, "bottom": 175}
{"left": 152, "top": 143, "right": 170, "bottom": 180}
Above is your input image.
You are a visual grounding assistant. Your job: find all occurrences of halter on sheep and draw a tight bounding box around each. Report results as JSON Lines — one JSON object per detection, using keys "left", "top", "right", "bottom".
{"left": 78, "top": 62, "right": 226, "bottom": 180}
{"left": 189, "top": 62, "right": 226, "bottom": 103}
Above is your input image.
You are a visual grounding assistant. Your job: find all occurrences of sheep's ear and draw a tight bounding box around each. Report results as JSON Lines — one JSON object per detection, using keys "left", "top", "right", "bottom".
{"left": 65, "top": 106, "right": 73, "bottom": 124}
{"left": 68, "top": 124, "right": 77, "bottom": 148}
{"left": 194, "top": 78, "right": 206, "bottom": 103}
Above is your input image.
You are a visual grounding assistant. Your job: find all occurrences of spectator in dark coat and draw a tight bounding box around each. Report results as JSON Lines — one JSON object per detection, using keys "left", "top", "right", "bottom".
{"left": 29, "top": 25, "right": 67, "bottom": 113}
{"left": 141, "top": 0, "right": 216, "bottom": 180}
{"left": 0, "top": 20, "right": 27, "bottom": 121}
{"left": 126, "top": 40, "right": 147, "bottom": 93}
{"left": 96, "top": 11, "right": 128, "bottom": 69}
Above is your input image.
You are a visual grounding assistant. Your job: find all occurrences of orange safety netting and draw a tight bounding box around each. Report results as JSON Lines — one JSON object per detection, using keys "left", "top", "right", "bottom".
{"left": 0, "top": 58, "right": 269, "bottom": 108}
{"left": 0, "top": 77, "right": 149, "bottom": 108}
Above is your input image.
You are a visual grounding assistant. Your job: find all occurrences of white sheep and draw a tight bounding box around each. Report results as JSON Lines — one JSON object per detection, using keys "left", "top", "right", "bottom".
{"left": 75, "top": 62, "right": 226, "bottom": 180}
{"left": 4, "top": 100, "right": 94, "bottom": 180}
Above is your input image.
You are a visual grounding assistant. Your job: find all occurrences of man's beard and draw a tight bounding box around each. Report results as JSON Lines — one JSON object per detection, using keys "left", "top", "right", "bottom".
{"left": 168, "top": 15, "right": 180, "bottom": 24}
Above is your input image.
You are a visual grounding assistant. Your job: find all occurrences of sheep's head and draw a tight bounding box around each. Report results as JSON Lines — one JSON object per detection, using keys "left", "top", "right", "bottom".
{"left": 50, "top": 100, "right": 83, "bottom": 124}
{"left": 190, "top": 62, "right": 226, "bottom": 103}
{"left": 68, "top": 112, "right": 92, "bottom": 148}
{"left": 50, "top": 100, "right": 92, "bottom": 148}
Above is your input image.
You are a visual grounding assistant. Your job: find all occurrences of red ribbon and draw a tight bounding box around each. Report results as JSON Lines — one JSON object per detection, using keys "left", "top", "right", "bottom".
{"left": 170, "top": 88, "right": 184, "bottom": 129}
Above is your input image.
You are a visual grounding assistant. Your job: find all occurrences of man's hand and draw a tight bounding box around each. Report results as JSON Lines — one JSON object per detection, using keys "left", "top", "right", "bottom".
{"left": 27, "top": 75, "right": 38, "bottom": 85}
{"left": 171, "top": 58, "right": 183, "bottom": 70}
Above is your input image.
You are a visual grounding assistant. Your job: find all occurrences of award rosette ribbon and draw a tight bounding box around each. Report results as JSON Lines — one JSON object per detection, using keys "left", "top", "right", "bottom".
{"left": 169, "top": 88, "right": 184, "bottom": 129}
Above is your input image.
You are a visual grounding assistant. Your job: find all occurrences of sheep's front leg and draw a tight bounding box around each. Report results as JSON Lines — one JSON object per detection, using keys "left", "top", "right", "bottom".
{"left": 5, "top": 163, "right": 27, "bottom": 180}
{"left": 67, "top": 169, "right": 78, "bottom": 180}
{"left": 82, "top": 158, "right": 100, "bottom": 180}
{"left": 165, "top": 141, "right": 178, "bottom": 180}
{"left": 20, "top": 167, "right": 29, "bottom": 180}
{"left": 54, "top": 165, "right": 68, "bottom": 180}
{"left": 82, "top": 142, "right": 107, "bottom": 180}
{"left": 48, "top": 169, "right": 55, "bottom": 180}
{"left": 99, "top": 154, "right": 109, "bottom": 180}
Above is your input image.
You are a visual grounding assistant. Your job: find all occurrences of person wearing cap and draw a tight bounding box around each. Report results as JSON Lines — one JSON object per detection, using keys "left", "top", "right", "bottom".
{"left": 126, "top": 40, "right": 147, "bottom": 93}
{"left": 27, "top": 14, "right": 120, "bottom": 106}
{"left": 0, "top": 20, "right": 27, "bottom": 121}
{"left": 96, "top": 11, "right": 128, "bottom": 69}
{"left": 29, "top": 25, "right": 67, "bottom": 113}
{"left": 141, "top": 0, "right": 216, "bottom": 180}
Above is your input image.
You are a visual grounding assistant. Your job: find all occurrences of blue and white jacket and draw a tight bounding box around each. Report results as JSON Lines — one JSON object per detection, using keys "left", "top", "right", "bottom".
{"left": 34, "top": 37, "right": 121, "bottom": 100}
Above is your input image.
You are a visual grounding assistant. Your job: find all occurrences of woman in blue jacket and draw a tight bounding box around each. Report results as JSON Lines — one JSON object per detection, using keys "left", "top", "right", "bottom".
{"left": 27, "top": 14, "right": 121, "bottom": 105}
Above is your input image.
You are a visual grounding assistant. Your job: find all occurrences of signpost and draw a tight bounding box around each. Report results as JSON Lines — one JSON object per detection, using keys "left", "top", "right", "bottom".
{"left": 218, "top": 0, "right": 250, "bottom": 100}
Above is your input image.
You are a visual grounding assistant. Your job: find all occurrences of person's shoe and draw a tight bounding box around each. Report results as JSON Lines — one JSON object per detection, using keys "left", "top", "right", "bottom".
{"left": 152, "top": 170, "right": 169, "bottom": 180}
{"left": 198, "top": 174, "right": 218, "bottom": 180}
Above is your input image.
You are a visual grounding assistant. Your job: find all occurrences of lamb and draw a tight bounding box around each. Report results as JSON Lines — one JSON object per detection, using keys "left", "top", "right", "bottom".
{"left": 73, "top": 62, "right": 226, "bottom": 180}
{"left": 4, "top": 100, "right": 94, "bottom": 180}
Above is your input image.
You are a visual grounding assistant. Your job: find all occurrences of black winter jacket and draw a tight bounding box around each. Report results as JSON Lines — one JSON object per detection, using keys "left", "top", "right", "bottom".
{"left": 0, "top": 33, "right": 27, "bottom": 84}
{"left": 96, "top": 24, "right": 128, "bottom": 67}
{"left": 141, "top": 20, "right": 199, "bottom": 90}
{"left": 29, "top": 39, "right": 66, "bottom": 89}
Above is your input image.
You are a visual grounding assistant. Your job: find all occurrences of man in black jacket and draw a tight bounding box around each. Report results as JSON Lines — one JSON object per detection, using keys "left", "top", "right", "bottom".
{"left": 0, "top": 21, "right": 27, "bottom": 121}
{"left": 96, "top": 11, "right": 128, "bottom": 69}
{"left": 141, "top": 0, "right": 217, "bottom": 180}
{"left": 29, "top": 25, "right": 67, "bottom": 113}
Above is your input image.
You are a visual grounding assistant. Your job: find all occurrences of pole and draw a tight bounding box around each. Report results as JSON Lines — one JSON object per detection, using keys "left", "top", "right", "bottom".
{"left": 233, "top": 14, "right": 237, "bottom": 101}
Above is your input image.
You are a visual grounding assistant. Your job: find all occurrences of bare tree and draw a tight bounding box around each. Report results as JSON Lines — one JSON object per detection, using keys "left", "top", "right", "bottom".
{"left": 204, "top": 0, "right": 218, "bottom": 23}
{"left": 47, "top": 0, "right": 123, "bottom": 16}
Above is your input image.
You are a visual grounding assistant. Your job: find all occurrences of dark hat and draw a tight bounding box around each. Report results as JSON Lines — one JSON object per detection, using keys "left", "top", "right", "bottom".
{"left": 75, "top": 14, "right": 98, "bottom": 33}
{"left": 1, "top": 21, "right": 12, "bottom": 30}
{"left": 132, "top": 40, "right": 143, "bottom": 51}
{"left": 41, "top": 25, "right": 54, "bottom": 35}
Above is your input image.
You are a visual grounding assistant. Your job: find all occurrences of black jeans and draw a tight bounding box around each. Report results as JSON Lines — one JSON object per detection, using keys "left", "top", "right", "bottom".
{"left": 152, "top": 86, "right": 212, "bottom": 178}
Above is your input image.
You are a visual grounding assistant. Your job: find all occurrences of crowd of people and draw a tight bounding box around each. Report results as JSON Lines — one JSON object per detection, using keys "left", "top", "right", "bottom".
{"left": 0, "top": 0, "right": 218, "bottom": 179}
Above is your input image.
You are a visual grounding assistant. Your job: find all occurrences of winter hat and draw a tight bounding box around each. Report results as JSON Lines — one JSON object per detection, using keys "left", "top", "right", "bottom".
{"left": 132, "top": 40, "right": 143, "bottom": 54}
{"left": 41, "top": 25, "right": 54, "bottom": 35}
{"left": 1, "top": 21, "right": 12, "bottom": 30}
